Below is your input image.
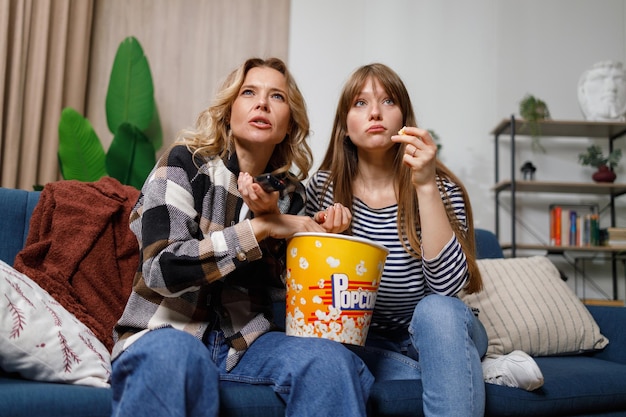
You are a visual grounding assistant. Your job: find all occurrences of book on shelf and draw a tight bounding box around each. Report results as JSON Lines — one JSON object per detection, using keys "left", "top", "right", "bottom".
{"left": 607, "top": 227, "right": 626, "bottom": 238}
{"left": 549, "top": 204, "right": 599, "bottom": 247}
{"left": 607, "top": 227, "right": 626, "bottom": 247}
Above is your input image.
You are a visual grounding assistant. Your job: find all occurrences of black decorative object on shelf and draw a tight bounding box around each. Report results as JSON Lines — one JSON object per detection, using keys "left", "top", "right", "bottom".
{"left": 520, "top": 161, "right": 536, "bottom": 180}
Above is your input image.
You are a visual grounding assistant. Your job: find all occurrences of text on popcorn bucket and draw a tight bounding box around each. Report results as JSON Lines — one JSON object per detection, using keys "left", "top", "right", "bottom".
{"left": 331, "top": 274, "right": 378, "bottom": 310}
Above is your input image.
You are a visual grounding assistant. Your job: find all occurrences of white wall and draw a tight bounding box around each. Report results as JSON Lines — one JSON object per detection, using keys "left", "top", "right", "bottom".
{"left": 288, "top": 0, "right": 626, "bottom": 299}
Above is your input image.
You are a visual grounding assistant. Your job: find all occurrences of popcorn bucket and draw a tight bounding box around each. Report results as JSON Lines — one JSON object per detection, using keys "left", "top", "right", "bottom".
{"left": 285, "top": 232, "right": 389, "bottom": 346}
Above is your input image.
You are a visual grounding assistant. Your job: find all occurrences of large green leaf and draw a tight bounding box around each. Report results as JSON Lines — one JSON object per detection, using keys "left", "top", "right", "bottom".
{"left": 105, "top": 36, "right": 154, "bottom": 134}
{"left": 106, "top": 123, "right": 156, "bottom": 190}
{"left": 58, "top": 107, "right": 107, "bottom": 182}
{"left": 143, "top": 101, "right": 163, "bottom": 151}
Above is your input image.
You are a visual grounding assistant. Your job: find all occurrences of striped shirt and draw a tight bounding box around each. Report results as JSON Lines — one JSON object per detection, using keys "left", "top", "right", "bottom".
{"left": 305, "top": 170, "right": 469, "bottom": 335}
{"left": 113, "top": 144, "right": 305, "bottom": 370}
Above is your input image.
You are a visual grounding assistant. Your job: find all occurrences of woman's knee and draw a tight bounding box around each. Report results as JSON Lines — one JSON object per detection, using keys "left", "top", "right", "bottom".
{"left": 415, "top": 293, "right": 465, "bottom": 316}
{"left": 111, "top": 328, "right": 220, "bottom": 417}
{"left": 114, "top": 328, "right": 215, "bottom": 375}
{"left": 411, "top": 295, "right": 468, "bottom": 334}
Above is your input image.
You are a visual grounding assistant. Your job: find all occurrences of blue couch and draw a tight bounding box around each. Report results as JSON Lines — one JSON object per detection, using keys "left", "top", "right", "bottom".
{"left": 1, "top": 186, "right": 626, "bottom": 417}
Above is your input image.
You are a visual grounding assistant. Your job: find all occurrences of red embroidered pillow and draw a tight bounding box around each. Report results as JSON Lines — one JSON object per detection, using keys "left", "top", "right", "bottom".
{"left": 0, "top": 260, "right": 111, "bottom": 387}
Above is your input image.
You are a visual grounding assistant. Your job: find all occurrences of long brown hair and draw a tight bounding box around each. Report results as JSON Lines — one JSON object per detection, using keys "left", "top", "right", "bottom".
{"left": 177, "top": 57, "right": 313, "bottom": 180}
{"left": 318, "top": 63, "right": 482, "bottom": 293}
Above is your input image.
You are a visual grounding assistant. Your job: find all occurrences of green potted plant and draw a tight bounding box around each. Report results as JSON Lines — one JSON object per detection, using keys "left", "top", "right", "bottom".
{"left": 519, "top": 94, "right": 550, "bottom": 152}
{"left": 578, "top": 145, "right": 622, "bottom": 183}
{"left": 58, "top": 36, "right": 162, "bottom": 190}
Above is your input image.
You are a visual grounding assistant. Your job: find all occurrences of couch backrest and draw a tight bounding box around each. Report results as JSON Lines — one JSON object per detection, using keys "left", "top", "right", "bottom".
{"left": 475, "top": 228, "right": 504, "bottom": 259}
{"left": 0, "top": 187, "right": 504, "bottom": 265}
{"left": 0, "top": 187, "right": 40, "bottom": 265}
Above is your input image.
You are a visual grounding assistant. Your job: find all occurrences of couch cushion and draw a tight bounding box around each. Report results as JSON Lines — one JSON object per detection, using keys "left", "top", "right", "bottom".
{"left": 485, "top": 356, "right": 626, "bottom": 416}
{"left": 460, "top": 256, "right": 608, "bottom": 357}
{"left": 219, "top": 382, "right": 285, "bottom": 417}
{"left": 0, "top": 260, "right": 111, "bottom": 387}
{"left": 3, "top": 358, "right": 626, "bottom": 417}
{"left": 364, "top": 358, "right": 626, "bottom": 417}
{"left": 0, "top": 375, "right": 287, "bottom": 417}
{"left": 0, "top": 376, "right": 111, "bottom": 417}
{"left": 369, "top": 379, "right": 424, "bottom": 416}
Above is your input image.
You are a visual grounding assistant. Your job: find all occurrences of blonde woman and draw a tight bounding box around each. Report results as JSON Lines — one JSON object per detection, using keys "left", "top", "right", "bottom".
{"left": 111, "top": 57, "right": 372, "bottom": 417}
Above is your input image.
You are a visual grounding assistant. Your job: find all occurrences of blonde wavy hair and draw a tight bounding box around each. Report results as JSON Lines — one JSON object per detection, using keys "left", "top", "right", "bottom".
{"left": 177, "top": 57, "right": 313, "bottom": 180}
{"left": 318, "top": 63, "right": 482, "bottom": 293}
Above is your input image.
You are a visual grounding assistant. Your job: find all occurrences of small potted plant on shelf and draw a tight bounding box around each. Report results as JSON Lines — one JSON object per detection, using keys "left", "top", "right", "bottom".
{"left": 578, "top": 145, "right": 622, "bottom": 183}
{"left": 519, "top": 94, "right": 551, "bottom": 152}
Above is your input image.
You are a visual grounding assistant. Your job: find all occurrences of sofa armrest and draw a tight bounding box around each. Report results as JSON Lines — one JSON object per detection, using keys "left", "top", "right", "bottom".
{"left": 587, "top": 305, "right": 626, "bottom": 364}
{"left": 0, "top": 188, "right": 40, "bottom": 265}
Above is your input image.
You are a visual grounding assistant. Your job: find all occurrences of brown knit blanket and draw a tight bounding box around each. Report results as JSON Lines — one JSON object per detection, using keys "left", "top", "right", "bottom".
{"left": 13, "top": 177, "right": 140, "bottom": 352}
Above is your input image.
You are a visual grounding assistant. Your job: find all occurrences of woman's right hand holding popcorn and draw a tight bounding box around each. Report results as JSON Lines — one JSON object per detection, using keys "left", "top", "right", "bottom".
{"left": 313, "top": 203, "right": 352, "bottom": 233}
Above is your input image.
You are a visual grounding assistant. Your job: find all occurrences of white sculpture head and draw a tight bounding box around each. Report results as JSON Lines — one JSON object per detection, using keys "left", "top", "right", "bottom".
{"left": 577, "top": 60, "right": 626, "bottom": 122}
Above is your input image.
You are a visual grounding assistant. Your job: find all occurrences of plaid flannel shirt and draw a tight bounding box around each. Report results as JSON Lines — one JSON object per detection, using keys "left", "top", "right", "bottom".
{"left": 112, "top": 144, "right": 305, "bottom": 371}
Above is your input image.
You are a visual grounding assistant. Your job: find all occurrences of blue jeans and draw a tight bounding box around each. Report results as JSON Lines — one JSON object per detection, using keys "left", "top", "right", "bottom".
{"left": 110, "top": 328, "right": 373, "bottom": 417}
{"left": 347, "top": 294, "right": 488, "bottom": 417}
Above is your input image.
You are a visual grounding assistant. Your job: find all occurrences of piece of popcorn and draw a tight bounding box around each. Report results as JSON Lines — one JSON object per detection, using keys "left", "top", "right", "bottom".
{"left": 355, "top": 260, "right": 367, "bottom": 276}
{"left": 326, "top": 256, "right": 340, "bottom": 268}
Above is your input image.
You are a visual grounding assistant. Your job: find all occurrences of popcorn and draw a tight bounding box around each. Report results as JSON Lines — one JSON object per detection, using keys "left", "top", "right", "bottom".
{"left": 288, "top": 279, "right": 301, "bottom": 292}
{"left": 355, "top": 260, "right": 367, "bottom": 276}
{"left": 299, "top": 257, "right": 309, "bottom": 269}
{"left": 326, "top": 256, "right": 340, "bottom": 268}
{"left": 286, "top": 304, "right": 374, "bottom": 344}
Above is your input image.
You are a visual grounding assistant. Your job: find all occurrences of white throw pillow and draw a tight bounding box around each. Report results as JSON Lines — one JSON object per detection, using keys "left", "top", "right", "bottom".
{"left": 460, "top": 256, "right": 608, "bottom": 357}
{"left": 0, "top": 260, "right": 111, "bottom": 387}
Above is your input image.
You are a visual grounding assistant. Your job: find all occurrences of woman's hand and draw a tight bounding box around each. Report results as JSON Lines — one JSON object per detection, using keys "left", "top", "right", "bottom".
{"left": 394, "top": 127, "right": 454, "bottom": 257}
{"left": 313, "top": 203, "right": 352, "bottom": 233}
{"left": 392, "top": 126, "right": 438, "bottom": 186}
{"left": 238, "top": 172, "right": 280, "bottom": 215}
